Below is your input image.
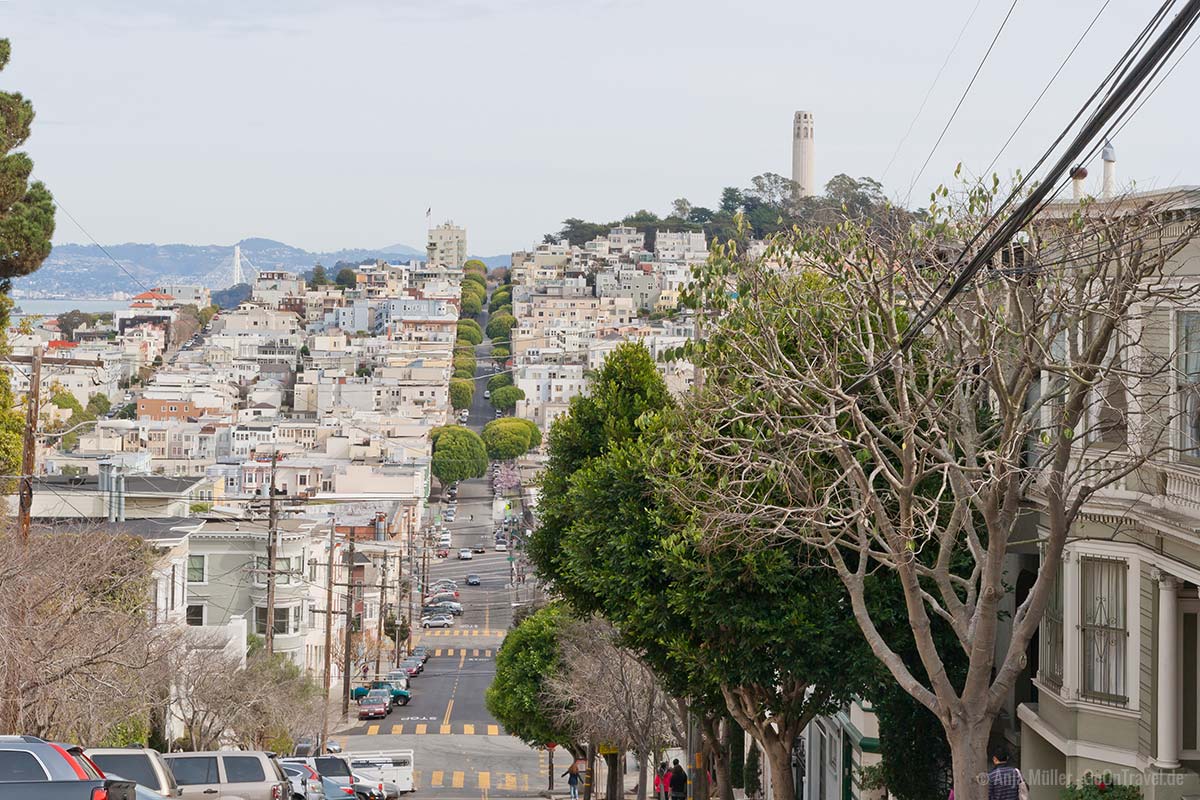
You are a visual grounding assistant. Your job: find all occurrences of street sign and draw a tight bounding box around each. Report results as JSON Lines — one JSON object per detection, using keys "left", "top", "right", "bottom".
{"left": 597, "top": 744, "right": 619, "bottom": 755}
{"left": 507, "top": 555, "right": 515, "bottom": 562}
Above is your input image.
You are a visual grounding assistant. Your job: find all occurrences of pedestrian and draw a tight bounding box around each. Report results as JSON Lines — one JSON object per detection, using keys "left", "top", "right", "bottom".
{"left": 669, "top": 759, "right": 688, "bottom": 800}
{"left": 654, "top": 763, "right": 669, "bottom": 800}
{"left": 986, "top": 747, "right": 1028, "bottom": 800}
{"left": 562, "top": 762, "right": 581, "bottom": 800}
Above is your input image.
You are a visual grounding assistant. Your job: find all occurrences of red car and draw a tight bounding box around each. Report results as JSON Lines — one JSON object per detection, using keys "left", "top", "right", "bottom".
{"left": 435, "top": 548, "right": 449, "bottom": 558}
{"left": 357, "top": 695, "right": 388, "bottom": 720}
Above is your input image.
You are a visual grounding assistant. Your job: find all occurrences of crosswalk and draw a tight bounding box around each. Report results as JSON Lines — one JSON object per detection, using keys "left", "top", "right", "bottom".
{"left": 416, "top": 628, "right": 503, "bottom": 638}
{"left": 363, "top": 722, "right": 505, "bottom": 736}
{"left": 417, "top": 769, "right": 537, "bottom": 791}
{"left": 420, "top": 647, "right": 494, "bottom": 657}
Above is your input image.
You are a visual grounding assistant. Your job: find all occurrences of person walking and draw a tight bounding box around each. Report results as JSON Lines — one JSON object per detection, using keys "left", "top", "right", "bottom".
{"left": 986, "top": 747, "right": 1028, "bottom": 800}
{"left": 562, "top": 762, "right": 581, "bottom": 800}
{"left": 654, "top": 763, "right": 669, "bottom": 800}
{"left": 669, "top": 759, "right": 688, "bottom": 800}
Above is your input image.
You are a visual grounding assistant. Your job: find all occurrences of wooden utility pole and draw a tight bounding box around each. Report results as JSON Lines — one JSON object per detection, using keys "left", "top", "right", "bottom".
{"left": 341, "top": 535, "right": 356, "bottom": 716}
{"left": 321, "top": 516, "right": 336, "bottom": 753}
{"left": 17, "top": 344, "right": 43, "bottom": 543}
{"left": 264, "top": 451, "right": 279, "bottom": 655}
{"left": 374, "top": 554, "right": 388, "bottom": 677}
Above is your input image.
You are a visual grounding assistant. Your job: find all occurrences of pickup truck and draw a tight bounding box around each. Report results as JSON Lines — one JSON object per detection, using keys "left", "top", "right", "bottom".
{"left": 351, "top": 680, "right": 411, "bottom": 706}
{"left": 0, "top": 736, "right": 136, "bottom": 800}
{"left": 0, "top": 779, "right": 137, "bottom": 799}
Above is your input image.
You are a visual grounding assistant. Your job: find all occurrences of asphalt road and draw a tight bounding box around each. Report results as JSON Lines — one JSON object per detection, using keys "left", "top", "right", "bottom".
{"left": 337, "top": 287, "right": 547, "bottom": 799}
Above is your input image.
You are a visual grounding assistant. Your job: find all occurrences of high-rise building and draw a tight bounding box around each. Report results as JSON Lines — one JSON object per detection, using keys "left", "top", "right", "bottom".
{"left": 792, "top": 110, "right": 815, "bottom": 198}
{"left": 427, "top": 221, "right": 467, "bottom": 269}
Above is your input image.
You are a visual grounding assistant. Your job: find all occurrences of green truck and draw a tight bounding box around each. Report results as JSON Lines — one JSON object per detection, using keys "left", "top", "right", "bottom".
{"left": 351, "top": 680, "right": 411, "bottom": 706}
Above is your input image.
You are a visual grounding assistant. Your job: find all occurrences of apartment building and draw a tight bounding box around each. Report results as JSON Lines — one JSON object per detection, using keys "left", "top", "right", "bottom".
{"left": 427, "top": 221, "right": 468, "bottom": 269}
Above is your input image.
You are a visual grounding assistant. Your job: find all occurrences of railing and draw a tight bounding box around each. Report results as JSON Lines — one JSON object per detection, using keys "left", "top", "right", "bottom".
{"left": 1161, "top": 462, "right": 1200, "bottom": 512}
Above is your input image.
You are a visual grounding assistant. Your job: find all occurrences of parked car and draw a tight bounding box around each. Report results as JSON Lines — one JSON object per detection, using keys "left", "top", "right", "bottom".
{"left": 385, "top": 670, "right": 413, "bottom": 686}
{"left": 397, "top": 662, "right": 420, "bottom": 678}
{"left": 421, "top": 614, "right": 453, "bottom": 629}
{"left": 357, "top": 694, "right": 389, "bottom": 720}
{"left": 401, "top": 657, "right": 423, "bottom": 674}
{"left": 457, "top": 548, "right": 473, "bottom": 560}
{"left": 435, "top": 548, "right": 449, "bottom": 558}
{"left": 286, "top": 757, "right": 367, "bottom": 799}
{"left": 495, "top": 541, "right": 508, "bottom": 552}
{"left": 163, "top": 750, "right": 289, "bottom": 800}
{"left": 86, "top": 747, "right": 179, "bottom": 798}
{"left": 0, "top": 736, "right": 137, "bottom": 800}
{"left": 281, "top": 762, "right": 326, "bottom": 800}
{"left": 471, "top": 543, "right": 486, "bottom": 553}
{"left": 428, "top": 600, "right": 463, "bottom": 616}
{"left": 345, "top": 751, "right": 413, "bottom": 795}
{"left": 411, "top": 646, "right": 429, "bottom": 662}
{"left": 466, "top": 574, "right": 481, "bottom": 586}
{"left": 430, "top": 580, "right": 458, "bottom": 590}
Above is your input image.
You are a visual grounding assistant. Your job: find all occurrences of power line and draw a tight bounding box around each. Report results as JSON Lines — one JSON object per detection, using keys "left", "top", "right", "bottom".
{"left": 880, "top": 0, "right": 986, "bottom": 183}
{"left": 905, "top": 0, "right": 1022, "bottom": 203}
{"left": 50, "top": 198, "right": 152, "bottom": 294}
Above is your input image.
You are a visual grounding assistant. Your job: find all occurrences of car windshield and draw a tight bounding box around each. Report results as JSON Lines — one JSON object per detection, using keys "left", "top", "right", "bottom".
{"left": 89, "top": 754, "right": 157, "bottom": 788}
{"left": 314, "top": 757, "right": 351, "bottom": 778}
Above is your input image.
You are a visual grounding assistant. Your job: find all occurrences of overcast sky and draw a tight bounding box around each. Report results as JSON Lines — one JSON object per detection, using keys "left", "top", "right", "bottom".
{"left": 4, "top": 0, "right": 1196, "bottom": 255}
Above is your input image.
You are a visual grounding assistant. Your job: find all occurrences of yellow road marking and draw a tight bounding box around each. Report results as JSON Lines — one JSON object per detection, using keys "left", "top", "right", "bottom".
{"left": 485, "top": 649, "right": 493, "bottom": 657}
{"left": 431, "top": 771, "right": 444, "bottom": 787}
{"left": 435, "top": 648, "right": 442, "bottom": 657}
{"left": 458, "top": 650, "right": 466, "bottom": 668}
{"left": 523, "top": 775, "right": 530, "bottom": 791}
{"left": 439, "top": 724, "right": 451, "bottom": 734}
{"left": 444, "top": 698, "right": 454, "bottom": 726}
{"left": 471, "top": 628, "right": 479, "bottom": 636}
{"left": 503, "top": 773, "right": 516, "bottom": 790}
{"left": 452, "top": 771, "right": 465, "bottom": 789}
{"left": 367, "top": 724, "right": 379, "bottom": 735}
{"left": 463, "top": 723, "right": 475, "bottom": 735}
{"left": 446, "top": 647, "right": 455, "bottom": 656}
{"left": 487, "top": 724, "right": 499, "bottom": 736}
{"left": 391, "top": 724, "right": 403, "bottom": 734}
{"left": 472, "top": 648, "right": 480, "bottom": 657}
{"left": 478, "top": 772, "right": 491, "bottom": 789}
{"left": 415, "top": 723, "right": 427, "bottom": 735}
{"left": 485, "top": 603, "right": 490, "bottom": 632}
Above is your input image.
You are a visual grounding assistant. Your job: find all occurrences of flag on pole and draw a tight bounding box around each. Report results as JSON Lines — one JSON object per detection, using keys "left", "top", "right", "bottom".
{"left": 425, "top": 207, "right": 432, "bottom": 224}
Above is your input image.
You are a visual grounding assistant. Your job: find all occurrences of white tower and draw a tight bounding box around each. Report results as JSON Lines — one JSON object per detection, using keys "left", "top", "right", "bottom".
{"left": 232, "top": 244, "right": 244, "bottom": 286}
{"left": 1101, "top": 140, "right": 1117, "bottom": 200}
{"left": 792, "top": 110, "right": 815, "bottom": 198}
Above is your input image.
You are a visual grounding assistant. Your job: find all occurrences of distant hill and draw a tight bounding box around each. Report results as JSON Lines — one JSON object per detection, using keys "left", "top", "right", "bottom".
{"left": 13, "top": 238, "right": 438, "bottom": 297}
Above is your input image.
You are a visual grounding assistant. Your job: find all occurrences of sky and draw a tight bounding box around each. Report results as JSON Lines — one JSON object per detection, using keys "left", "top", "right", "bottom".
{"left": 3, "top": 0, "right": 1197, "bottom": 255}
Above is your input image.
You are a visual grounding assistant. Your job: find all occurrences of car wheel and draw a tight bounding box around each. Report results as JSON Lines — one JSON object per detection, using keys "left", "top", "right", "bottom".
{"left": 401, "top": 697, "right": 410, "bottom": 705}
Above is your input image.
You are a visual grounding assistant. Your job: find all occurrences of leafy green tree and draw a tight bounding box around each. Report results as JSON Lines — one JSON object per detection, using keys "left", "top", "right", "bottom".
{"left": 463, "top": 272, "right": 487, "bottom": 292}
{"left": 460, "top": 293, "right": 482, "bottom": 317}
{"left": 555, "top": 218, "right": 613, "bottom": 248}
{"left": 86, "top": 393, "right": 111, "bottom": 416}
{"left": 488, "top": 291, "right": 511, "bottom": 312}
{"left": 430, "top": 425, "right": 487, "bottom": 485}
{"left": 481, "top": 421, "right": 530, "bottom": 460}
{"left": 453, "top": 352, "right": 477, "bottom": 376}
{"left": 462, "top": 280, "right": 486, "bottom": 302}
{"left": 464, "top": 259, "right": 488, "bottom": 275}
{"left": 486, "top": 313, "right": 516, "bottom": 341}
{"left": 335, "top": 267, "right": 357, "bottom": 289}
{"left": 490, "top": 345, "right": 510, "bottom": 364}
{"left": 489, "top": 385, "right": 524, "bottom": 411}
{"left": 457, "top": 319, "right": 483, "bottom": 345}
{"left": 453, "top": 367, "right": 475, "bottom": 380}
{"left": 449, "top": 378, "right": 474, "bottom": 410}
{"left": 486, "top": 372, "right": 512, "bottom": 393}
{"left": 310, "top": 264, "right": 330, "bottom": 285}
{"left": 0, "top": 40, "right": 55, "bottom": 284}
{"left": 486, "top": 603, "right": 581, "bottom": 753}
{"left": 56, "top": 309, "right": 89, "bottom": 340}
{"left": 199, "top": 305, "right": 219, "bottom": 325}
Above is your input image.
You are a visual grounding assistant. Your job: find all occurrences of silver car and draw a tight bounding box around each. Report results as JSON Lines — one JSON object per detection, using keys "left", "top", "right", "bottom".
{"left": 87, "top": 748, "right": 180, "bottom": 798}
{"left": 163, "top": 751, "right": 289, "bottom": 800}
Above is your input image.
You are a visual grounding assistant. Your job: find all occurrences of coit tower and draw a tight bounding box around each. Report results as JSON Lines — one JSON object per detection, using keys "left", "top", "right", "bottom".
{"left": 792, "top": 110, "right": 815, "bottom": 197}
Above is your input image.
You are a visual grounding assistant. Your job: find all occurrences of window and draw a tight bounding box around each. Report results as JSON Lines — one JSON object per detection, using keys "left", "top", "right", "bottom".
{"left": 255, "top": 606, "right": 292, "bottom": 636}
{"left": 222, "top": 756, "right": 265, "bottom": 783}
{"left": 1080, "top": 556, "right": 1128, "bottom": 703}
{"left": 292, "top": 605, "right": 302, "bottom": 633}
{"left": 1040, "top": 560, "right": 1064, "bottom": 689}
{"left": 0, "top": 751, "right": 48, "bottom": 781}
{"left": 1178, "top": 312, "right": 1200, "bottom": 459}
{"left": 168, "top": 756, "right": 219, "bottom": 785}
{"left": 187, "top": 554, "right": 206, "bottom": 583}
{"left": 186, "top": 604, "right": 205, "bottom": 626}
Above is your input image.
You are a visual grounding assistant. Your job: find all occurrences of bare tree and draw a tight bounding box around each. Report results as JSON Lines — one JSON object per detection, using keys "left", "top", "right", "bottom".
{"left": 0, "top": 526, "right": 164, "bottom": 738}
{"left": 545, "top": 618, "right": 685, "bottom": 800}
{"left": 676, "top": 187, "right": 1200, "bottom": 798}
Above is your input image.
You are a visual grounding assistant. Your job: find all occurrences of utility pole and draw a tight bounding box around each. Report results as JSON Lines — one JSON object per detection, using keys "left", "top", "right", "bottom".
{"left": 17, "top": 344, "right": 43, "bottom": 543}
{"left": 407, "top": 525, "right": 417, "bottom": 657}
{"left": 374, "top": 554, "right": 388, "bottom": 678}
{"left": 264, "top": 451, "right": 279, "bottom": 655}
{"left": 341, "top": 535, "right": 356, "bottom": 716}
{"left": 321, "top": 515, "right": 336, "bottom": 753}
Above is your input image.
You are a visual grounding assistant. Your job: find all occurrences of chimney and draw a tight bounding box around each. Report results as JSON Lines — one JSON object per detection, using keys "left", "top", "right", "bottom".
{"left": 1070, "top": 166, "right": 1089, "bottom": 200}
{"left": 1101, "top": 140, "right": 1117, "bottom": 200}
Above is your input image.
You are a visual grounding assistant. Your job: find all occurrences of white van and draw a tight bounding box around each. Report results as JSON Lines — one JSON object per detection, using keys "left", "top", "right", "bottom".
{"left": 346, "top": 751, "right": 415, "bottom": 793}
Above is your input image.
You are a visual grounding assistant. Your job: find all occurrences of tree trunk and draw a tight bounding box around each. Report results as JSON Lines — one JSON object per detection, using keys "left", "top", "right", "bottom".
{"left": 711, "top": 721, "right": 734, "bottom": 800}
{"left": 637, "top": 753, "right": 649, "bottom": 800}
{"left": 762, "top": 741, "right": 794, "bottom": 800}
{"left": 584, "top": 742, "right": 595, "bottom": 800}
{"left": 606, "top": 753, "right": 620, "bottom": 800}
{"left": 949, "top": 720, "right": 992, "bottom": 800}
